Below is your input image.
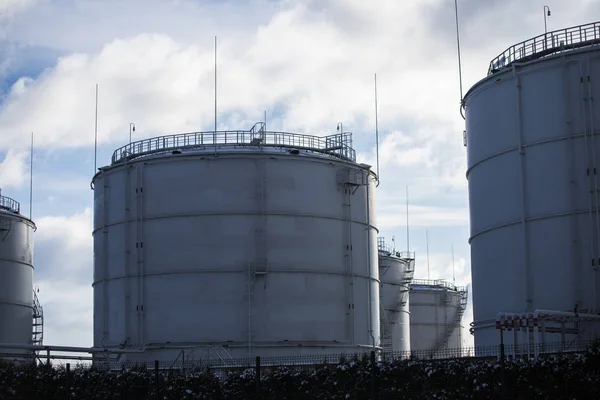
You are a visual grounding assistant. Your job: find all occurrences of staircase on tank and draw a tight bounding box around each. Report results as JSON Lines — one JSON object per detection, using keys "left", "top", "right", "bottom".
{"left": 32, "top": 289, "right": 43, "bottom": 346}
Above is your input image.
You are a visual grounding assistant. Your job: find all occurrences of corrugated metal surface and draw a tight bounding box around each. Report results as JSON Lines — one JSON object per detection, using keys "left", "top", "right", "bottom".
{"left": 465, "top": 43, "right": 600, "bottom": 348}
{"left": 92, "top": 128, "right": 380, "bottom": 362}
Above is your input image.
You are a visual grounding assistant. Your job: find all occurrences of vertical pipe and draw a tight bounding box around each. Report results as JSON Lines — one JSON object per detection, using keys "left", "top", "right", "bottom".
{"left": 365, "top": 171, "right": 376, "bottom": 349}
{"left": 512, "top": 66, "right": 533, "bottom": 311}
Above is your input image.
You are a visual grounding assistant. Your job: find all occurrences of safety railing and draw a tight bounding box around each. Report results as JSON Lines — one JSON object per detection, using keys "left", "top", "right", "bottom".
{"left": 111, "top": 122, "right": 356, "bottom": 165}
{"left": 377, "top": 237, "right": 415, "bottom": 259}
{"left": 0, "top": 195, "right": 20, "bottom": 213}
{"left": 411, "top": 279, "right": 466, "bottom": 293}
{"left": 488, "top": 21, "right": 600, "bottom": 75}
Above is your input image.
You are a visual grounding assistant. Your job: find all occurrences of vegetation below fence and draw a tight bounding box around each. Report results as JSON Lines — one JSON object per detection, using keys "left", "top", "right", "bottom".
{"left": 1, "top": 344, "right": 600, "bottom": 399}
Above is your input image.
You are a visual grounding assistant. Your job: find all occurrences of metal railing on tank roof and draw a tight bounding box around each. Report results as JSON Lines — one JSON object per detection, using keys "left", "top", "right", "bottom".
{"left": 411, "top": 278, "right": 465, "bottom": 293}
{"left": 0, "top": 194, "right": 20, "bottom": 213}
{"left": 488, "top": 21, "right": 600, "bottom": 75}
{"left": 111, "top": 122, "right": 356, "bottom": 164}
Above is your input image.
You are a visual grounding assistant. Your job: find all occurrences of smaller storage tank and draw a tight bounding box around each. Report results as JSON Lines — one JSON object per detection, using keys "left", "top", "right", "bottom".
{"left": 378, "top": 237, "right": 415, "bottom": 353}
{"left": 0, "top": 190, "right": 41, "bottom": 360}
{"left": 409, "top": 279, "right": 468, "bottom": 358}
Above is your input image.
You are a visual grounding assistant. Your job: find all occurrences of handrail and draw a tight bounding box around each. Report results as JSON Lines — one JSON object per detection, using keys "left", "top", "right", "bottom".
{"left": 411, "top": 278, "right": 466, "bottom": 293}
{"left": 0, "top": 195, "right": 20, "bottom": 213}
{"left": 488, "top": 21, "right": 600, "bottom": 75}
{"left": 110, "top": 123, "right": 356, "bottom": 165}
{"left": 377, "top": 237, "right": 416, "bottom": 260}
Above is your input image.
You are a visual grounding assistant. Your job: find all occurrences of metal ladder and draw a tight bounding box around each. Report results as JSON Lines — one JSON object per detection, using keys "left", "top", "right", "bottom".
{"left": 338, "top": 167, "right": 363, "bottom": 343}
{"left": 32, "top": 288, "right": 43, "bottom": 346}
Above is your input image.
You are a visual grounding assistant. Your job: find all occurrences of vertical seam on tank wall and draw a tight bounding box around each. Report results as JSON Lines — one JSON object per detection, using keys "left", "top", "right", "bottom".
{"left": 587, "top": 58, "right": 600, "bottom": 313}
{"left": 512, "top": 65, "right": 533, "bottom": 311}
{"left": 580, "top": 59, "right": 597, "bottom": 314}
{"left": 565, "top": 58, "right": 583, "bottom": 308}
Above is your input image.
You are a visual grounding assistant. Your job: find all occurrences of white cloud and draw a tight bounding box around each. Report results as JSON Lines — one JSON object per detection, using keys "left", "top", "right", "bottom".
{"left": 0, "top": 148, "right": 28, "bottom": 188}
{"left": 32, "top": 208, "right": 93, "bottom": 347}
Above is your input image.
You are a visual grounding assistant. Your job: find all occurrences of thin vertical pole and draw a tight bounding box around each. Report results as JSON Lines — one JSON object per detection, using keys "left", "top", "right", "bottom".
{"left": 29, "top": 132, "right": 33, "bottom": 220}
{"left": 94, "top": 83, "right": 98, "bottom": 173}
{"left": 214, "top": 35, "right": 217, "bottom": 156}
{"left": 454, "top": 0, "right": 464, "bottom": 102}
{"left": 426, "top": 229, "right": 430, "bottom": 280}
{"left": 452, "top": 244, "right": 456, "bottom": 284}
{"left": 374, "top": 73, "right": 380, "bottom": 180}
{"left": 406, "top": 186, "right": 410, "bottom": 254}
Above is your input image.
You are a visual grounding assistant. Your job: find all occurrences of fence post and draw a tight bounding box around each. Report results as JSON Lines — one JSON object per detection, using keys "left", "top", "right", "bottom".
{"left": 256, "top": 356, "right": 261, "bottom": 399}
{"left": 370, "top": 351, "right": 377, "bottom": 400}
{"left": 154, "top": 360, "right": 160, "bottom": 400}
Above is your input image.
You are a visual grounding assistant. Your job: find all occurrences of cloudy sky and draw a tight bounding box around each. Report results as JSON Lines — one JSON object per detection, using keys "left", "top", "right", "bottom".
{"left": 0, "top": 0, "right": 598, "bottom": 351}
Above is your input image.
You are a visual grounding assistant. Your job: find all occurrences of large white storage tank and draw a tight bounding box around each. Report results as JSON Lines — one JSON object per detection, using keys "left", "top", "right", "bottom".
{"left": 0, "top": 190, "right": 41, "bottom": 359}
{"left": 409, "top": 280, "right": 468, "bottom": 357}
{"left": 91, "top": 122, "right": 381, "bottom": 363}
{"left": 465, "top": 21, "right": 600, "bottom": 349}
{"left": 378, "top": 237, "right": 414, "bottom": 353}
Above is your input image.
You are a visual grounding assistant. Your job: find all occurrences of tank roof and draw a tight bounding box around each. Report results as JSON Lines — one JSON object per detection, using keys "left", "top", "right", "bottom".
{"left": 109, "top": 122, "right": 357, "bottom": 166}
{"left": 487, "top": 21, "right": 600, "bottom": 76}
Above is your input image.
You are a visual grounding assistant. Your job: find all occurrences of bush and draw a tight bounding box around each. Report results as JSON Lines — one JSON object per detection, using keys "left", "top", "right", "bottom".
{"left": 1, "top": 345, "right": 600, "bottom": 399}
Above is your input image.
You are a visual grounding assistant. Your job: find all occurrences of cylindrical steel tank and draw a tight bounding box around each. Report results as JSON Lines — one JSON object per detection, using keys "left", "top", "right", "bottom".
{"left": 377, "top": 237, "right": 414, "bottom": 353}
{"left": 465, "top": 22, "right": 600, "bottom": 348}
{"left": 91, "top": 123, "right": 380, "bottom": 363}
{"left": 409, "top": 280, "right": 468, "bottom": 357}
{"left": 0, "top": 190, "right": 36, "bottom": 359}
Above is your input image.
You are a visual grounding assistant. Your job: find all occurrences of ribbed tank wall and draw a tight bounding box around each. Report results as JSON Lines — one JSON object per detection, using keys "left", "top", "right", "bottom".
{"left": 409, "top": 285, "right": 464, "bottom": 354}
{"left": 378, "top": 253, "right": 412, "bottom": 352}
{"left": 92, "top": 151, "right": 380, "bottom": 362}
{"left": 0, "top": 209, "right": 35, "bottom": 357}
{"left": 465, "top": 46, "right": 600, "bottom": 348}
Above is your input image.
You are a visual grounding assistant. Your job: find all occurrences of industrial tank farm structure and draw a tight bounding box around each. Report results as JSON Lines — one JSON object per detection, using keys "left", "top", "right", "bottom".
{"left": 91, "top": 122, "right": 380, "bottom": 363}
{"left": 0, "top": 190, "right": 43, "bottom": 360}
{"left": 464, "top": 21, "right": 600, "bottom": 350}
{"left": 377, "top": 237, "right": 414, "bottom": 353}
{"left": 409, "top": 280, "right": 468, "bottom": 357}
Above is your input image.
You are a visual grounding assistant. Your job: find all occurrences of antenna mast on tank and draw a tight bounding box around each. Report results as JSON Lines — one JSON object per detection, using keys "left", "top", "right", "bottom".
{"left": 454, "top": 0, "right": 465, "bottom": 119}
{"left": 406, "top": 186, "right": 410, "bottom": 254}
{"left": 374, "top": 73, "right": 380, "bottom": 182}
{"left": 94, "top": 83, "right": 98, "bottom": 174}
{"left": 426, "top": 229, "right": 430, "bottom": 280}
{"left": 29, "top": 132, "right": 33, "bottom": 220}
{"left": 452, "top": 244, "right": 456, "bottom": 284}
{"left": 214, "top": 35, "right": 218, "bottom": 156}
